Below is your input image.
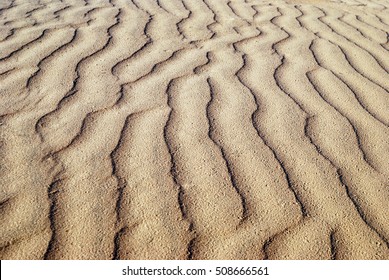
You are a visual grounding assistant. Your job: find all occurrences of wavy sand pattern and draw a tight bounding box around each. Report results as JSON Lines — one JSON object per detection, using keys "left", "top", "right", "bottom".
{"left": 0, "top": 0, "right": 388, "bottom": 260}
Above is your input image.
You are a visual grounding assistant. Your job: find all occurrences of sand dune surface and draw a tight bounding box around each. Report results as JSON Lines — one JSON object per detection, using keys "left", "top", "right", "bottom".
{"left": 0, "top": 0, "right": 388, "bottom": 260}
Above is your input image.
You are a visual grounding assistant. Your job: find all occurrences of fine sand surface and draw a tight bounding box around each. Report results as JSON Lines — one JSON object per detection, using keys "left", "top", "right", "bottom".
{"left": 0, "top": 0, "right": 389, "bottom": 260}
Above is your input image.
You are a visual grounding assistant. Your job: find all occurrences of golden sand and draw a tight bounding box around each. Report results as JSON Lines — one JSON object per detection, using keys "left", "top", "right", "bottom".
{"left": 0, "top": 0, "right": 388, "bottom": 259}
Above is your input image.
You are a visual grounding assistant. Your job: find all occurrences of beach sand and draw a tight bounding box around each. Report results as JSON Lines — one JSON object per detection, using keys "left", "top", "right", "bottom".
{"left": 0, "top": 0, "right": 388, "bottom": 259}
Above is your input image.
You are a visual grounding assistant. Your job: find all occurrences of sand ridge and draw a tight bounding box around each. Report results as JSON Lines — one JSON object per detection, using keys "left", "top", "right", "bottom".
{"left": 0, "top": 0, "right": 388, "bottom": 260}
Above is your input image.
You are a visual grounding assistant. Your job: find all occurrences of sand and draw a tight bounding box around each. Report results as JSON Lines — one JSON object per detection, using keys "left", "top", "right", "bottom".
{"left": 0, "top": 0, "right": 388, "bottom": 260}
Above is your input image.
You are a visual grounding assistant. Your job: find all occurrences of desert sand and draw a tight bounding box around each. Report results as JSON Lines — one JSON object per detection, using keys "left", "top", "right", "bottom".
{"left": 0, "top": 0, "right": 388, "bottom": 260}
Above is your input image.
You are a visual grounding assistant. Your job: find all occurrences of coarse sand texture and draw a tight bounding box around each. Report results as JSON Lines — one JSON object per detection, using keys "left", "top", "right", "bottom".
{"left": 0, "top": 0, "right": 388, "bottom": 260}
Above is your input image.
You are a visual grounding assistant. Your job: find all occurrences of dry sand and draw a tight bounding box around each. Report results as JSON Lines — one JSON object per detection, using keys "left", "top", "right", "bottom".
{"left": 0, "top": 0, "right": 388, "bottom": 260}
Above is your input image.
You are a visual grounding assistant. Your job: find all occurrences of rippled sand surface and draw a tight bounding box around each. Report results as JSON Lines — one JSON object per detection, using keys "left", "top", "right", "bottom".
{"left": 0, "top": 0, "right": 388, "bottom": 259}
